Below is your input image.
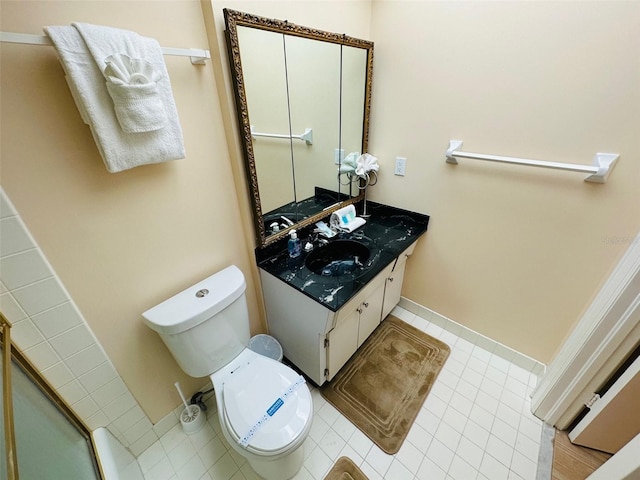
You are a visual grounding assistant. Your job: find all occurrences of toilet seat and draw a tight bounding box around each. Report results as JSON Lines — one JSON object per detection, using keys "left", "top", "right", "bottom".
{"left": 222, "top": 356, "right": 312, "bottom": 455}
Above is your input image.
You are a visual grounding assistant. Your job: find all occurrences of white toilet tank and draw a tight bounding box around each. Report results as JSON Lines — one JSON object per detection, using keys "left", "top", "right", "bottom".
{"left": 142, "top": 265, "right": 250, "bottom": 377}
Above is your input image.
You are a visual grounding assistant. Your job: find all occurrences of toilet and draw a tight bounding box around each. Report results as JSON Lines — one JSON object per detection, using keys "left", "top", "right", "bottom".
{"left": 142, "top": 265, "right": 313, "bottom": 480}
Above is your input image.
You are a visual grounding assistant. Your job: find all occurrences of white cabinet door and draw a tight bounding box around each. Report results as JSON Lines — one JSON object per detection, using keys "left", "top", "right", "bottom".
{"left": 326, "top": 309, "right": 359, "bottom": 381}
{"left": 381, "top": 255, "right": 408, "bottom": 320}
{"left": 357, "top": 282, "right": 385, "bottom": 346}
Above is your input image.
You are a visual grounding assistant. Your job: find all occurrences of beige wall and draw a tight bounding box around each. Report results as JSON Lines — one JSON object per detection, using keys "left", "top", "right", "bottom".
{"left": 368, "top": 1, "right": 640, "bottom": 363}
{"left": 3, "top": 0, "right": 638, "bottom": 427}
{"left": 0, "top": 1, "right": 262, "bottom": 422}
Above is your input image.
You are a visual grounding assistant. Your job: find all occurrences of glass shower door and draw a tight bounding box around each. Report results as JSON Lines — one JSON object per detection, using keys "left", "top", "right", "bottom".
{"left": 1, "top": 347, "right": 101, "bottom": 480}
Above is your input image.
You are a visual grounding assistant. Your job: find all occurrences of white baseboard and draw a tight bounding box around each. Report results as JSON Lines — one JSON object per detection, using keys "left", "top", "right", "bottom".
{"left": 398, "top": 297, "right": 546, "bottom": 376}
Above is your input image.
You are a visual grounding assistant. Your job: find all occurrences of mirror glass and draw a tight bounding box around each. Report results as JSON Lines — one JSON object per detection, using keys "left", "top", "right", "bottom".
{"left": 224, "top": 9, "right": 374, "bottom": 247}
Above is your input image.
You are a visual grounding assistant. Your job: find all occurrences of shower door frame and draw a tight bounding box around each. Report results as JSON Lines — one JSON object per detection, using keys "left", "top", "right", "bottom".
{"left": 1, "top": 312, "right": 105, "bottom": 480}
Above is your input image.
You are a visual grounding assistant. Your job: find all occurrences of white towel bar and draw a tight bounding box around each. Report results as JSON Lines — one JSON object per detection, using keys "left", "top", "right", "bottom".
{"left": 0, "top": 31, "right": 210, "bottom": 65}
{"left": 250, "top": 126, "right": 313, "bottom": 145}
{"left": 446, "top": 140, "right": 619, "bottom": 183}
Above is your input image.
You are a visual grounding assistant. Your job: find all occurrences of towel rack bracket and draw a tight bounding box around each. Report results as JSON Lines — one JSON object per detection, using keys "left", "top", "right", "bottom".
{"left": 446, "top": 140, "right": 463, "bottom": 164}
{"left": 584, "top": 153, "right": 619, "bottom": 183}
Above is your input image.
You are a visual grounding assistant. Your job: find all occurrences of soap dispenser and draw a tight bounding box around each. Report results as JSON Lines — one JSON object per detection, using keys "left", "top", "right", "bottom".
{"left": 288, "top": 229, "right": 302, "bottom": 258}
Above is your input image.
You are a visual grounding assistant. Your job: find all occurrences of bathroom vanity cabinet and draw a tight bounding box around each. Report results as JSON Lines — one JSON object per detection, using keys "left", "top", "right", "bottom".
{"left": 260, "top": 244, "right": 414, "bottom": 385}
{"left": 256, "top": 201, "right": 429, "bottom": 385}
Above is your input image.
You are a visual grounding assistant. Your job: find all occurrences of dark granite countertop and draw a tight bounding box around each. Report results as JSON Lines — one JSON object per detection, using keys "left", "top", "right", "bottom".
{"left": 262, "top": 187, "right": 352, "bottom": 236}
{"left": 256, "top": 201, "right": 430, "bottom": 312}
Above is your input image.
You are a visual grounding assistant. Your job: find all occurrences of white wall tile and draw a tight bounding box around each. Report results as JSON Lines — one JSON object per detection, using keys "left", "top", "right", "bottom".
{"left": 0, "top": 190, "right": 16, "bottom": 218}
{"left": 78, "top": 361, "right": 119, "bottom": 393}
{"left": 58, "top": 379, "right": 89, "bottom": 405}
{"left": 103, "top": 392, "right": 138, "bottom": 422}
{"left": 0, "top": 292, "right": 28, "bottom": 324}
{"left": 0, "top": 217, "right": 35, "bottom": 256}
{"left": 23, "top": 341, "right": 61, "bottom": 370}
{"left": 11, "top": 318, "right": 45, "bottom": 350}
{"left": 31, "top": 302, "right": 84, "bottom": 338}
{"left": 123, "top": 416, "right": 155, "bottom": 445}
{"left": 92, "top": 377, "right": 129, "bottom": 409}
{"left": 49, "top": 324, "right": 96, "bottom": 359}
{"left": 112, "top": 406, "right": 146, "bottom": 434}
{"left": 0, "top": 249, "right": 52, "bottom": 289}
{"left": 72, "top": 395, "right": 100, "bottom": 419}
{"left": 42, "top": 361, "right": 75, "bottom": 389}
{"left": 65, "top": 343, "right": 108, "bottom": 377}
{"left": 12, "top": 277, "right": 67, "bottom": 316}
{"left": 85, "top": 411, "right": 109, "bottom": 430}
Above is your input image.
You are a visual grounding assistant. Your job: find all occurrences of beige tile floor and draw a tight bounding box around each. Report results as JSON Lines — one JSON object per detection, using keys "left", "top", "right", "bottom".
{"left": 137, "top": 306, "right": 543, "bottom": 480}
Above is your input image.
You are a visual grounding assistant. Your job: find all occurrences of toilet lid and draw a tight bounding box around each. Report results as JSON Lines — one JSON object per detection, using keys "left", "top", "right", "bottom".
{"left": 223, "top": 356, "right": 312, "bottom": 453}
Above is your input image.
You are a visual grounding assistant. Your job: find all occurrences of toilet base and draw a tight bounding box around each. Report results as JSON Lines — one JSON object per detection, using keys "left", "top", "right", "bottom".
{"left": 247, "top": 442, "right": 304, "bottom": 480}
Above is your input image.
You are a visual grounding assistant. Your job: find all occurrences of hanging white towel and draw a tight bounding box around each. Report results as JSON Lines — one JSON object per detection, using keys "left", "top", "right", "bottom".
{"left": 44, "top": 23, "right": 185, "bottom": 173}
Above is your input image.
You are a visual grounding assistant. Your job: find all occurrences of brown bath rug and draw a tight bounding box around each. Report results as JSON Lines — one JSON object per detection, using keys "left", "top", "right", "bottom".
{"left": 323, "top": 456, "right": 368, "bottom": 480}
{"left": 321, "top": 315, "right": 450, "bottom": 454}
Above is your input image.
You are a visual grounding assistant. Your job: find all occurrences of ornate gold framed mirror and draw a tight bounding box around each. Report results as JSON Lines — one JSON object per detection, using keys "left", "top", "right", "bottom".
{"left": 224, "top": 9, "right": 374, "bottom": 247}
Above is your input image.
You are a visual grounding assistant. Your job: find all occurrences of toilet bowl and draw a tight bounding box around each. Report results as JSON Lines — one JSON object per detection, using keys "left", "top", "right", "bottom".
{"left": 212, "top": 349, "right": 313, "bottom": 479}
{"left": 142, "top": 265, "right": 313, "bottom": 480}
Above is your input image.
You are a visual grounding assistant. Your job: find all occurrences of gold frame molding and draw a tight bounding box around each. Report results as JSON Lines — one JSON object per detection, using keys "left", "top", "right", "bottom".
{"left": 1, "top": 314, "right": 18, "bottom": 480}
{"left": 0, "top": 312, "right": 104, "bottom": 480}
{"left": 223, "top": 9, "right": 374, "bottom": 247}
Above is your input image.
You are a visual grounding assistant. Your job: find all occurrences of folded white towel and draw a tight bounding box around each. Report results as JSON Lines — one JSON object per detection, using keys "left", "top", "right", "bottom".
{"left": 355, "top": 153, "right": 379, "bottom": 178}
{"left": 104, "top": 54, "right": 167, "bottom": 133}
{"left": 44, "top": 23, "right": 185, "bottom": 173}
{"left": 330, "top": 204, "right": 366, "bottom": 232}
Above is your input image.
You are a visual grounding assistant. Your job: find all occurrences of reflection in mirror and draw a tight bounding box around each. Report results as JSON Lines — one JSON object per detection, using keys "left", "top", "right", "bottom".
{"left": 286, "top": 35, "right": 341, "bottom": 205}
{"left": 237, "top": 26, "right": 294, "bottom": 214}
{"left": 340, "top": 45, "right": 368, "bottom": 198}
{"left": 224, "top": 9, "right": 374, "bottom": 247}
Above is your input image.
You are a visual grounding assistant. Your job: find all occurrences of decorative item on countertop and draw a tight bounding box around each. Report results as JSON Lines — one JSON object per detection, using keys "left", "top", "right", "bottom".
{"left": 355, "top": 153, "right": 379, "bottom": 218}
{"left": 288, "top": 229, "right": 302, "bottom": 258}
{"left": 330, "top": 204, "right": 366, "bottom": 233}
{"left": 338, "top": 152, "right": 360, "bottom": 194}
{"left": 314, "top": 220, "right": 337, "bottom": 238}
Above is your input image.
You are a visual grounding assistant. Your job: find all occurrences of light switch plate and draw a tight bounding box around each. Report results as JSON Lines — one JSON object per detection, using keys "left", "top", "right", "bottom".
{"left": 395, "top": 157, "right": 406, "bottom": 176}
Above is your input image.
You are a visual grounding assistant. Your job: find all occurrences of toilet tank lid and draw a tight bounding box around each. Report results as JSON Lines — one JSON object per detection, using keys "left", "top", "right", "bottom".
{"left": 141, "top": 265, "right": 246, "bottom": 335}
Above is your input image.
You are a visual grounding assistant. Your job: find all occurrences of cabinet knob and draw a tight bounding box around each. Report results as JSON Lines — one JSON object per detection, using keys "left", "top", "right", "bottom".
{"left": 357, "top": 307, "right": 363, "bottom": 314}
{"left": 388, "top": 277, "right": 394, "bottom": 283}
{"left": 363, "top": 302, "right": 369, "bottom": 308}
